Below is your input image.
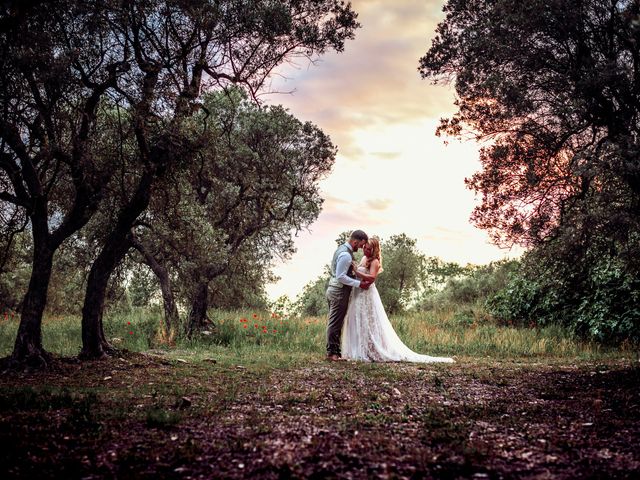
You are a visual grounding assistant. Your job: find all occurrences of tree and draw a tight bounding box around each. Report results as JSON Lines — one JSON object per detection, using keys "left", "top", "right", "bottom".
{"left": 420, "top": 0, "right": 640, "bottom": 343}
{"left": 0, "top": 0, "right": 359, "bottom": 365}
{"left": 132, "top": 89, "right": 336, "bottom": 336}
{"left": 420, "top": 0, "right": 640, "bottom": 250}
{"left": 73, "top": 0, "right": 358, "bottom": 358}
{"left": 375, "top": 234, "right": 426, "bottom": 314}
{"left": 0, "top": 1, "right": 127, "bottom": 367}
{"left": 295, "top": 267, "right": 331, "bottom": 317}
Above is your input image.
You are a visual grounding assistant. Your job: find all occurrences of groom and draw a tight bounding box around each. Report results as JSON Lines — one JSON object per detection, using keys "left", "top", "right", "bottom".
{"left": 325, "top": 230, "right": 371, "bottom": 361}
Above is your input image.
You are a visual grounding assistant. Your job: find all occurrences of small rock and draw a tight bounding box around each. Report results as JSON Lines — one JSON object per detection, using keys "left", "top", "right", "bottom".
{"left": 103, "top": 376, "right": 112, "bottom": 381}
{"left": 175, "top": 358, "right": 188, "bottom": 363}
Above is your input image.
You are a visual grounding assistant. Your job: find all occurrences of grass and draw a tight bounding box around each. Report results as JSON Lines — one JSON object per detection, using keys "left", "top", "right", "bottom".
{"left": 0, "top": 306, "right": 629, "bottom": 362}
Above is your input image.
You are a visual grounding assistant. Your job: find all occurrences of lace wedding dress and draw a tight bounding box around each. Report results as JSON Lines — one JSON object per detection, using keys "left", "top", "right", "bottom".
{"left": 341, "top": 266, "right": 454, "bottom": 363}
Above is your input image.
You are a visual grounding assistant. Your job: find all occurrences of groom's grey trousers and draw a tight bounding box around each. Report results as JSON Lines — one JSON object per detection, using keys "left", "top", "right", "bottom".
{"left": 326, "top": 284, "right": 352, "bottom": 356}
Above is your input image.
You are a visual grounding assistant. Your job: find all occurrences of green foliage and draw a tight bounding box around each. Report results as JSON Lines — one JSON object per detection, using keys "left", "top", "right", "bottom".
{"left": 421, "top": 0, "right": 640, "bottom": 248}
{"left": 128, "top": 265, "right": 159, "bottom": 308}
{"left": 0, "top": 231, "right": 31, "bottom": 311}
{"left": 295, "top": 270, "right": 329, "bottom": 317}
{"left": 488, "top": 241, "right": 640, "bottom": 344}
{"left": 134, "top": 87, "right": 335, "bottom": 332}
{"left": 420, "top": 260, "right": 520, "bottom": 310}
{"left": 420, "top": 0, "right": 640, "bottom": 347}
{"left": 375, "top": 234, "right": 426, "bottom": 314}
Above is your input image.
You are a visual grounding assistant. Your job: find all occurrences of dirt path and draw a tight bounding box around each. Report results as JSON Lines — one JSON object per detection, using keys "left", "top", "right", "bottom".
{"left": 1, "top": 354, "right": 638, "bottom": 479}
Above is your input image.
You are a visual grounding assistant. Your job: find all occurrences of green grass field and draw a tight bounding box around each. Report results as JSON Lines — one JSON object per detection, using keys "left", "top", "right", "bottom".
{"left": 0, "top": 307, "right": 629, "bottom": 362}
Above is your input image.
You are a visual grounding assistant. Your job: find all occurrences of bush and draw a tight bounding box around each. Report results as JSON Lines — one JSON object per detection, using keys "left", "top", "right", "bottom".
{"left": 487, "top": 241, "right": 640, "bottom": 345}
{"left": 417, "top": 260, "right": 519, "bottom": 311}
{"left": 295, "top": 275, "right": 328, "bottom": 317}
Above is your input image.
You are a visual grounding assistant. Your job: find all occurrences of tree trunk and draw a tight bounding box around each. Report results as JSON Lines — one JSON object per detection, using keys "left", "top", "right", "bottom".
{"left": 80, "top": 170, "right": 154, "bottom": 359}
{"left": 9, "top": 240, "right": 54, "bottom": 368}
{"left": 187, "top": 281, "right": 209, "bottom": 337}
{"left": 79, "top": 243, "right": 128, "bottom": 359}
{"left": 132, "top": 238, "right": 180, "bottom": 341}
{"left": 6, "top": 197, "right": 55, "bottom": 369}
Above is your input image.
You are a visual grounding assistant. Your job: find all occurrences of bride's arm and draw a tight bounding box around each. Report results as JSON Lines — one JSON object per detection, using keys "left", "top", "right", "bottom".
{"left": 354, "top": 259, "right": 381, "bottom": 282}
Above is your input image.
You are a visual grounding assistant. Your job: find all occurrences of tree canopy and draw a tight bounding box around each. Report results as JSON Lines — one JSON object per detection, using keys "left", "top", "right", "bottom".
{"left": 0, "top": 0, "right": 359, "bottom": 367}
{"left": 420, "top": 0, "right": 640, "bottom": 343}
{"left": 420, "top": 0, "right": 640, "bottom": 250}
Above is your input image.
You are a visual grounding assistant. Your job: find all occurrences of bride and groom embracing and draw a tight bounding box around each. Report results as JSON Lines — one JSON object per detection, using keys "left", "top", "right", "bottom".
{"left": 325, "top": 230, "right": 454, "bottom": 363}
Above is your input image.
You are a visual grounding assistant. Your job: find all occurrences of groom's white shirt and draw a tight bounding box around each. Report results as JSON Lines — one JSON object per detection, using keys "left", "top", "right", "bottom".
{"left": 335, "top": 243, "right": 361, "bottom": 288}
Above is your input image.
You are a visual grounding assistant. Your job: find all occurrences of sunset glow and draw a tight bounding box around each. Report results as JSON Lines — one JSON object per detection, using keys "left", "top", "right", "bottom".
{"left": 265, "top": 0, "right": 523, "bottom": 300}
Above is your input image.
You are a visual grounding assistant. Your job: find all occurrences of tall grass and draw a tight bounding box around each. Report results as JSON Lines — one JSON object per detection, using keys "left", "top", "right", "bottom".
{"left": 0, "top": 306, "right": 629, "bottom": 362}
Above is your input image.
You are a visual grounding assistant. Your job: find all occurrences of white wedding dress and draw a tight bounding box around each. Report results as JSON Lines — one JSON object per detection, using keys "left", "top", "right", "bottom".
{"left": 342, "top": 266, "right": 454, "bottom": 363}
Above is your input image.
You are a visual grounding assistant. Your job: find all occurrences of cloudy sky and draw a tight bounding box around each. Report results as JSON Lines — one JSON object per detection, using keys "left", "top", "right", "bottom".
{"left": 264, "top": 0, "right": 522, "bottom": 300}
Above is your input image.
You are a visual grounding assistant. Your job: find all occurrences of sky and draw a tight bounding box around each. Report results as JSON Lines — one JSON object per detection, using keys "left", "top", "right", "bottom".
{"left": 263, "top": 0, "right": 523, "bottom": 301}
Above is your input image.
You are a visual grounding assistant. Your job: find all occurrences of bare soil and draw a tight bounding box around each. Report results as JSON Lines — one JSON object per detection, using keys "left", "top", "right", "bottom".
{"left": 0, "top": 353, "right": 638, "bottom": 479}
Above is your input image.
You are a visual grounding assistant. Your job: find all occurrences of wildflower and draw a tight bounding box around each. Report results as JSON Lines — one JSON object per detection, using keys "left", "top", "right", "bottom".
{"left": 252, "top": 313, "right": 258, "bottom": 319}
{"left": 272, "top": 329, "right": 277, "bottom": 333}
{"left": 127, "top": 321, "right": 131, "bottom": 325}
{"left": 129, "top": 331, "right": 133, "bottom": 335}
{"left": 254, "top": 324, "right": 259, "bottom": 328}
{"left": 243, "top": 325, "right": 248, "bottom": 329}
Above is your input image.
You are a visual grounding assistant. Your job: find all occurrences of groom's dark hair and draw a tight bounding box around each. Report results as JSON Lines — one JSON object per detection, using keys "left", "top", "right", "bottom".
{"left": 350, "top": 230, "right": 368, "bottom": 242}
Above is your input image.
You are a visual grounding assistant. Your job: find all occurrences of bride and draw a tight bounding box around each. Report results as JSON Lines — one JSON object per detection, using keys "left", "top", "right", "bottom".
{"left": 341, "top": 237, "right": 454, "bottom": 363}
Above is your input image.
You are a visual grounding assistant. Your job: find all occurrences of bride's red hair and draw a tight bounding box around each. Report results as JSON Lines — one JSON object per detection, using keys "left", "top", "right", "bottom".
{"left": 366, "top": 237, "right": 383, "bottom": 272}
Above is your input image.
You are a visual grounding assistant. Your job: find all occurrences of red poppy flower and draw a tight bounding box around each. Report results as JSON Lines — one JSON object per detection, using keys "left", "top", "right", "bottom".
{"left": 243, "top": 325, "right": 248, "bottom": 329}
{"left": 127, "top": 321, "right": 131, "bottom": 325}
{"left": 129, "top": 331, "right": 133, "bottom": 335}
{"left": 252, "top": 313, "right": 258, "bottom": 318}
{"left": 254, "top": 324, "right": 258, "bottom": 328}
{"left": 272, "top": 329, "right": 277, "bottom": 333}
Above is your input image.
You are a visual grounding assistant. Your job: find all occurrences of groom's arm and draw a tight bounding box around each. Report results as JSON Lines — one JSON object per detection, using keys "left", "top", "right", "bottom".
{"left": 335, "top": 253, "right": 361, "bottom": 288}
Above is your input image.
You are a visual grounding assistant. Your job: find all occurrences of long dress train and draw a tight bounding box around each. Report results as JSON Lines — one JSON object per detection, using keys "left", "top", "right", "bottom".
{"left": 342, "top": 267, "right": 454, "bottom": 363}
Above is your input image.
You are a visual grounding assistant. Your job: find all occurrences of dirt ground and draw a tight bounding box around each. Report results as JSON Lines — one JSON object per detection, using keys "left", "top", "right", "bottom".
{"left": 0, "top": 353, "right": 638, "bottom": 479}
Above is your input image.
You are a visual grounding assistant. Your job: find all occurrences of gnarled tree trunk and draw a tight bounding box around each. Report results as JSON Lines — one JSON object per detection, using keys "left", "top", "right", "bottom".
{"left": 80, "top": 170, "right": 154, "bottom": 359}
{"left": 10, "top": 226, "right": 54, "bottom": 368}
{"left": 186, "top": 281, "right": 209, "bottom": 337}
{"left": 131, "top": 238, "right": 180, "bottom": 341}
